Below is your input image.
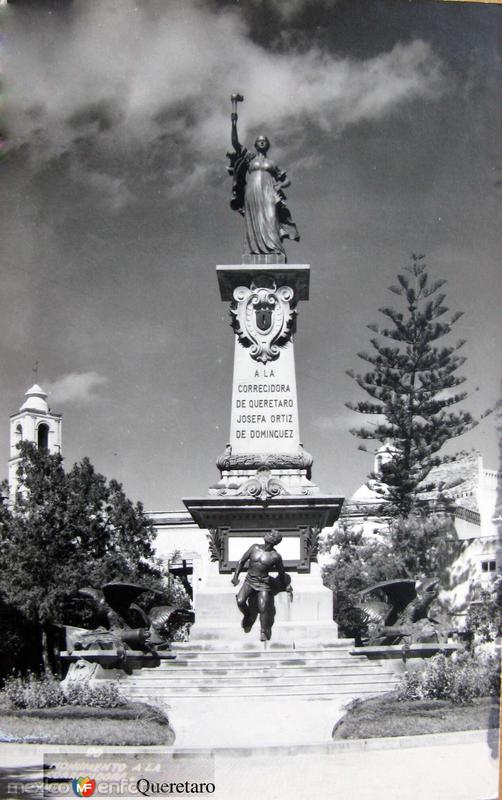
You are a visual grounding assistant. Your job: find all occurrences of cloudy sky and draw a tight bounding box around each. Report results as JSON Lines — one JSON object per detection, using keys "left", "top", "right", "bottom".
{"left": 1, "top": 0, "right": 500, "bottom": 510}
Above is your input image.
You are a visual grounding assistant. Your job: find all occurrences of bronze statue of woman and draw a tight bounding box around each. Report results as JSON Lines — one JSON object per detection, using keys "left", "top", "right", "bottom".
{"left": 227, "top": 95, "right": 299, "bottom": 258}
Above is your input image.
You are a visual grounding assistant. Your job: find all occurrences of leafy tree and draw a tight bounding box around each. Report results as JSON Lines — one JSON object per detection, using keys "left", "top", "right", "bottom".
{"left": 388, "top": 513, "right": 461, "bottom": 581}
{"left": 0, "top": 595, "right": 38, "bottom": 678}
{"left": 346, "top": 254, "right": 483, "bottom": 516}
{"left": 465, "top": 578, "right": 502, "bottom": 644}
{"left": 0, "top": 442, "right": 169, "bottom": 674}
{"left": 321, "top": 521, "right": 403, "bottom": 639}
{"left": 321, "top": 514, "right": 461, "bottom": 640}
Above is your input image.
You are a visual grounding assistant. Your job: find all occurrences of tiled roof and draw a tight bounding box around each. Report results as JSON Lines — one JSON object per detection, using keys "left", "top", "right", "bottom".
{"left": 422, "top": 454, "right": 478, "bottom": 500}
{"left": 350, "top": 453, "right": 480, "bottom": 513}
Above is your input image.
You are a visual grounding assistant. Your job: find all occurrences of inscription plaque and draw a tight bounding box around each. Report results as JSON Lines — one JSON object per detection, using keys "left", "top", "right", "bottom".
{"left": 230, "top": 341, "right": 300, "bottom": 453}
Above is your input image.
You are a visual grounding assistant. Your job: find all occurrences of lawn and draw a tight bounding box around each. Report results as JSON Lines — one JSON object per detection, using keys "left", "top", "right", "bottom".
{"left": 333, "top": 693, "right": 500, "bottom": 739}
{"left": 0, "top": 703, "right": 175, "bottom": 746}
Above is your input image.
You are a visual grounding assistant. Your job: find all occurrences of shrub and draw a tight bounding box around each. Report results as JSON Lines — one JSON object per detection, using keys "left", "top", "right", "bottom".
{"left": 321, "top": 521, "right": 404, "bottom": 640}
{"left": 396, "top": 651, "right": 500, "bottom": 704}
{"left": 3, "top": 673, "right": 66, "bottom": 709}
{"left": 395, "top": 669, "right": 423, "bottom": 702}
{"left": 1, "top": 673, "right": 126, "bottom": 709}
{"left": 63, "top": 682, "right": 127, "bottom": 708}
{"left": 465, "top": 579, "right": 502, "bottom": 644}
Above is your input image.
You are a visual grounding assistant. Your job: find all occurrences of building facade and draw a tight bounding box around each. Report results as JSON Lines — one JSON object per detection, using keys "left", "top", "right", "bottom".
{"left": 8, "top": 384, "right": 62, "bottom": 499}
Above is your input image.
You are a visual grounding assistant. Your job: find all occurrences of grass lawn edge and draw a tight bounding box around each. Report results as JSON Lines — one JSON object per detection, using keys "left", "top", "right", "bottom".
{"left": 333, "top": 692, "right": 500, "bottom": 740}
{"left": 0, "top": 702, "right": 175, "bottom": 746}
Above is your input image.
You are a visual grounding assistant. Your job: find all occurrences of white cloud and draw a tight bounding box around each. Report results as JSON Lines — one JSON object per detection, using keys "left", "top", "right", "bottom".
{"left": 264, "top": 0, "right": 339, "bottom": 22}
{"left": 4, "top": 0, "right": 448, "bottom": 199}
{"left": 45, "top": 371, "right": 108, "bottom": 404}
{"left": 69, "top": 163, "right": 134, "bottom": 212}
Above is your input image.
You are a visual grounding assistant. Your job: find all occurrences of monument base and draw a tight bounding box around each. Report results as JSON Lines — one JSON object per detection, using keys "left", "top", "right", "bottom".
{"left": 190, "top": 562, "right": 337, "bottom": 647}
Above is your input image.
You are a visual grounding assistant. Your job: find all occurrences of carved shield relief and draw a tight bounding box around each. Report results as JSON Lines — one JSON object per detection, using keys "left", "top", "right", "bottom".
{"left": 255, "top": 305, "right": 273, "bottom": 332}
{"left": 231, "top": 280, "right": 296, "bottom": 363}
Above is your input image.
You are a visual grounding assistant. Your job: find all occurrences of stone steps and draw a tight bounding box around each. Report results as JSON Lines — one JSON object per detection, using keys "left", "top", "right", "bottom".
{"left": 129, "top": 666, "right": 390, "bottom": 678}
{"left": 108, "top": 638, "right": 403, "bottom": 747}
{"left": 124, "top": 683, "right": 396, "bottom": 699}
{"left": 165, "top": 656, "right": 364, "bottom": 666}
{"left": 125, "top": 673, "right": 397, "bottom": 688}
{"left": 116, "top": 641, "right": 400, "bottom": 704}
{"left": 170, "top": 641, "right": 355, "bottom": 653}
{"left": 170, "top": 644, "right": 381, "bottom": 659}
{"left": 149, "top": 656, "right": 376, "bottom": 669}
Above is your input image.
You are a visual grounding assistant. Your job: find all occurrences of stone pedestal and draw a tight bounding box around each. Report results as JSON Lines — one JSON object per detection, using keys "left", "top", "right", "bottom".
{"left": 217, "top": 264, "right": 309, "bottom": 466}
{"left": 183, "top": 262, "right": 344, "bottom": 647}
{"left": 188, "top": 561, "right": 337, "bottom": 647}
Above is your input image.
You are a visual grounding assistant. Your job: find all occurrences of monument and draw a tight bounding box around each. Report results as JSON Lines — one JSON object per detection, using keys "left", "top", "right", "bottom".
{"left": 60, "top": 583, "right": 194, "bottom": 682}
{"left": 88, "top": 100, "right": 404, "bottom": 749}
{"left": 184, "top": 96, "right": 344, "bottom": 645}
{"left": 351, "top": 576, "right": 460, "bottom": 662}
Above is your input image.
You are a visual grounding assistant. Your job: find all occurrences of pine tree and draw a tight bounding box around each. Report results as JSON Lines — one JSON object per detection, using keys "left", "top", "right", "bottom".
{"left": 346, "top": 255, "right": 482, "bottom": 516}
{"left": 0, "top": 442, "right": 166, "bottom": 674}
{"left": 388, "top": 513, "right": 460, "bottom": 579}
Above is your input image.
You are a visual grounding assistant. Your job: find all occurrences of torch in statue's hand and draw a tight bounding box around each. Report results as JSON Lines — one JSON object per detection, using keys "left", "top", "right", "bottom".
{"left": 230, "top": 93, "right": 244, "bottom": 154}
{"left": 231, "top": 92, "right": 244, "bottom": 118}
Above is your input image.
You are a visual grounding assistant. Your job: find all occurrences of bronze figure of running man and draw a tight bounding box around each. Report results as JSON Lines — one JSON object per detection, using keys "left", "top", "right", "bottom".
{"left": 231, "top": 530, "right": 293, "bottom": 641}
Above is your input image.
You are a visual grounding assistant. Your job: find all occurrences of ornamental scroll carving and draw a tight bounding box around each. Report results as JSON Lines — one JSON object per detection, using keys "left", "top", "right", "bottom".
{"left": 235, "top": 470, "right": 290, "bottom": 501}
{"left": 214, "top": 468, "right": 291, "bottom": 502}
{"left": 230, "top": 279, "right": 296, "bottom": 364}
{"left": 216, "top": 446, "right": 314, "bottom": 479}
{"left": 212, "top": 467, "right": 316, "bottom": 500}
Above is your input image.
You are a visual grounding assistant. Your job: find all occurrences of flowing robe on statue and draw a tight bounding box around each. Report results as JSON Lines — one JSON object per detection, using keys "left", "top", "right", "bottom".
{"left": 228, "top": 148, "right": 298, "bottom": 257}
{"left": 244, "top": 159, "right": 284, "bottom": 256}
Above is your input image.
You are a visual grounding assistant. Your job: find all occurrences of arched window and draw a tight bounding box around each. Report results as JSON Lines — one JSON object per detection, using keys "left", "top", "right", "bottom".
{"left": 37, "top": 423, "right": 49, "bottom": 450}
{"left": 15, "top": 424, "right": 23, "bottom": 442}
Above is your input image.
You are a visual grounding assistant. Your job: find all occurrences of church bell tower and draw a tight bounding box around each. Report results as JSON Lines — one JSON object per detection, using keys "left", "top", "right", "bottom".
{"left": 8, "top": 384, "right": 62, "bottom": 498}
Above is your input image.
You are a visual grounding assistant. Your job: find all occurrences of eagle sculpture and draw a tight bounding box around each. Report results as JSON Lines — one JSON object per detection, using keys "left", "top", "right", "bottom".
{"left": 356, "top": 577, "right": 448, "bottom": 646}
{"left": 68, "top": 582, "right": 194, "bottom": 658}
